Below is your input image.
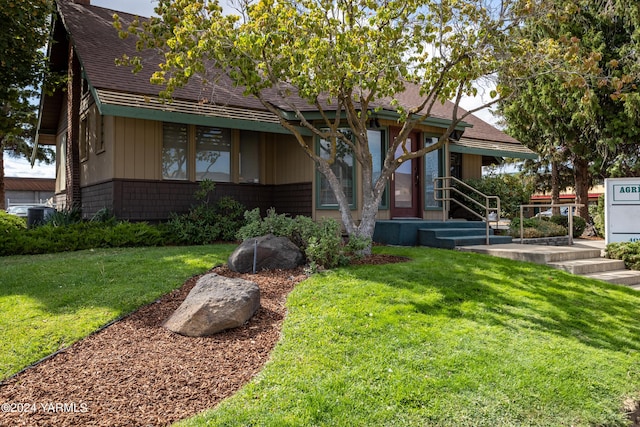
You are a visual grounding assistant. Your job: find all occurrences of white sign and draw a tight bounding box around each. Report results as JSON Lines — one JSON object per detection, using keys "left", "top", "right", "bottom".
{"left": 605, "top": 178, "right": 640, "bottom": 244}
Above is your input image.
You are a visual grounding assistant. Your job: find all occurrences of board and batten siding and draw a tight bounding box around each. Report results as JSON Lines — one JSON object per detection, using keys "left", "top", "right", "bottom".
{"left": 91, "top": 115, "right": 313, "bottom": 186}
{"left": 79, "top": 115, "right": 160, "bottom": 186}
{"left": 269, "top": 133, "right": 314, "bottom": 185}
{"left": 461, "top": 153, "right": 482, "bottom": 180}
{"left": 112, "top": 117, "right": 161, "bottom": 181}
{"left": 79, "top": 113, "right": 113, "bottom": 186}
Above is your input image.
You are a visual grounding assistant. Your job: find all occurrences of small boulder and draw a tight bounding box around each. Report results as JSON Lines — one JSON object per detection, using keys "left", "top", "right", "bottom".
{"left": 228, "top": 234, "right": 304, "bottom": 273}
{"left": 164, "top": 273, "right": 260, "bottom": 337}
{"left": 582, "top": 224, "right": 598, "bottom": 238}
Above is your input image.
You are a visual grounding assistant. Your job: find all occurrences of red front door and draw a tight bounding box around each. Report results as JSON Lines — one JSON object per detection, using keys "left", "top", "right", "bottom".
{"left": 390, "top": 131, "right": 421, "bottom": 218}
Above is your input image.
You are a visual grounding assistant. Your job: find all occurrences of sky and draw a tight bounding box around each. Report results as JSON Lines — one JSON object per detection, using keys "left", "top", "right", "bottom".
{"left": 6, "top": 0, "right": 499, "bottom": 178}
{"left": 92, "top": 0, "right": 159, "bottom": 17}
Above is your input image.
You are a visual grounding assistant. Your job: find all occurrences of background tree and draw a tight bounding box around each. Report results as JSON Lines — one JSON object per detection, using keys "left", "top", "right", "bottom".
{"left": 0, "top": 0, "right": 56, "bottom": 209}
{"left": 591, "top": 0, "right": 640, "bottom": 178}
{"left": 499, "top": 0, "right": 640, "bottom": 220}
{"left": 499, "top": 71, "right": 593, "bottom": 218}
{"left": 463, "top": 172, "right": 535, "bottom": 219}
{"left": 116, "top": 0, "right": 586, "bottom": 249}
{"left": 1, "top": 88, "right": 54, "bottom": 210}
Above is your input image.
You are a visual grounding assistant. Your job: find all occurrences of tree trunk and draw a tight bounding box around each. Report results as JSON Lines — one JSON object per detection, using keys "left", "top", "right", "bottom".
{"left": 573, "top": 156, "right": 590, "bottom": 221}
{"left": 0, "top": 149, "right": 5, "bottom": 210}
{"left": 315, "top": 159, "right": 358, "bottom": 233}
{"left": 354, "top": 180, "right": 386, "bottom": 255}
{"left": 551, "top": 160, "right": 560, "bottom": 216}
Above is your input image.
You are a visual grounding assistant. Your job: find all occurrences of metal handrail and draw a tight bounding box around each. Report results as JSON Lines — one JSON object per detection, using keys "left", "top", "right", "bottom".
{"left": 518, "top": 203, "right": 584, "bottom": 245}
{"left": 434, "top": 176, "right": 501, "bottom": 245}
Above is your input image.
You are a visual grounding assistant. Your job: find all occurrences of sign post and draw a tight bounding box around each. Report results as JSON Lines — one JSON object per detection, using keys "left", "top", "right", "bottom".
{"left": 605, "top": 178, "right": 640, "bottom": 244}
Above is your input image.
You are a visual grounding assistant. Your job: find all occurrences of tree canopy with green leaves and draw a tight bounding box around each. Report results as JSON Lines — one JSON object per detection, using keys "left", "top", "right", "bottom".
{"left": 499, "top": 0, "right": 640, "bottom": 219}
{"left": 0, "top": 0, "right": 52, "bottom": 97}
{"left": 116, "top": 0, "right": 597, "bottom": 248}
{"left": 0, "top": 0, "right": 56, "bottom": 209}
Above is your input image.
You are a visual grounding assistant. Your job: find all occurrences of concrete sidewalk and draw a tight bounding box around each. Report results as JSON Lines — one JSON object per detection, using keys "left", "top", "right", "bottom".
{"left": 458, "top": 239, "right": 640, "bottom": 290}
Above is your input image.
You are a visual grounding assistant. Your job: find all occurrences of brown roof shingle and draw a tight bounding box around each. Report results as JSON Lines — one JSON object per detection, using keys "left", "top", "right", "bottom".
{"left": 4, "top": 177, "right": 56, "bottom": 192}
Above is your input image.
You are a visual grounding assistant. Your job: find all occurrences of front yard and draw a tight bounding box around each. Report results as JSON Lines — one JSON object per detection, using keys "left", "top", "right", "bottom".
{"left": 2, "top": 245, "right": 640, "bottom": 426}
{"left": 0, "top": 245, "right": 234, "bottom": 380}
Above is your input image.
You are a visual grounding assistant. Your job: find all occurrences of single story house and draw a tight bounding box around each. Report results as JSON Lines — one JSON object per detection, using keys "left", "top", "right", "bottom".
{"left": 528, "top": 185, "right": 604, "bottom": 216}
{"left": 4, "top": 177, "right": 55, "bottom": 208}
{"left": 36, "top": 0, "right": 537, "bottom": 223}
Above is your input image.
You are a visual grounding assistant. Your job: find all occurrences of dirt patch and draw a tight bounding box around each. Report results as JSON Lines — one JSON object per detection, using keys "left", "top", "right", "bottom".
{"left": 350, "top": 254, "right": 411, "bottom": 265}
{"left": 0, "top": 254, "right": 407, "bottom": 426}
{"left": 624, "top": 397, "right": 640, "bottom": 427}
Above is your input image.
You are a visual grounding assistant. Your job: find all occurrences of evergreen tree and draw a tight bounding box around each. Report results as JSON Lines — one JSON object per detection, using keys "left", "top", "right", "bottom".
{"left": 0, "top": 0, "right": 56, "bottom": 209}
{"left": 499, "top": 0, "right": 640, "bottom": 219}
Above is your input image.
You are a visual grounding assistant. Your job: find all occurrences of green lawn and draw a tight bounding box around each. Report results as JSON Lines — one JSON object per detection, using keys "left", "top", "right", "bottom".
{"left": 178, "top": 246, "right": 640, "bottom": 427}
{"left": 2, "top": 245, "right": 640, "bottom": 425}
{"left": 0, "top": 245, "right": 235, "bottom": 380}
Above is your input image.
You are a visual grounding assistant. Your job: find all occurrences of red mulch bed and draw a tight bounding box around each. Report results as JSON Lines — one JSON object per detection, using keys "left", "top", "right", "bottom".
{"left": 0, "top": 254, "right": 408, "bottom": 427}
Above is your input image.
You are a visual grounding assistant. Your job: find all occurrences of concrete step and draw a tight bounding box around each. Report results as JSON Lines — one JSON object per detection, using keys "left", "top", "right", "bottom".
{"left": 547, "top": 258, "right": 627, "bottom": 275}
{"left": 537, "top": 248, "right": 604, "bottom": 263}
{"left": 421, "top": 234, "right": 512, "bottom": 249}
{"left": 457, "top": 239, "right": 640, "bottom": 291}
{"left": 458, "top": 245, "right": 602, "bottom": 264}
{"left": 583, "top": 269, "right": 640, "bottom": 287}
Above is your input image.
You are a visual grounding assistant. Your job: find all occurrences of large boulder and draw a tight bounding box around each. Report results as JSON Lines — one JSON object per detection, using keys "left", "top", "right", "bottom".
{"left": 228, "top": 234, "right": 304, "bottom": 273}
{"left": 164, "top": 273, "right": 260, "bottom": 337}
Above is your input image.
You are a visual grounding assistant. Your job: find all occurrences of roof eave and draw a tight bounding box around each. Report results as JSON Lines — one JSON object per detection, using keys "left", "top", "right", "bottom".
{"left": 280, "top": 108, "right": 471, "bottom": 131}
{"left": 450, "top": 139, "right": 539, "bottom": 160}
{"left": 94, "top": 89, "right": 313, "bottom": 136}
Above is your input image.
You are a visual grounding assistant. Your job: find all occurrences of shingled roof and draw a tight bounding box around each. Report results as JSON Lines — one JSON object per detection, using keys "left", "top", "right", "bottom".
{"left": 4, "top": 177, "right": 55, "bottom": 192}
{"left": 450, "top": 111, "right": 537, "bottom": 159}
{"left": 56, "top": 0, "right": 265, "bottom": 110}
{"left": 44, "top": 0, "right": 535, "bottom": 159}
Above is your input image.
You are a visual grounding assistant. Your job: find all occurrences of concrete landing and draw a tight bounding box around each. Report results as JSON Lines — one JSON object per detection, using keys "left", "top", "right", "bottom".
{"left": 458, "top": 239, "right": 640, "bottom": 290}
{"left": 457, "top": 241, "right": 603, "bottom": 264}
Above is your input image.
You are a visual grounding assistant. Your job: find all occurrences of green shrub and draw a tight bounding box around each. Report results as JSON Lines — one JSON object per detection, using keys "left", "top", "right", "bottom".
{"left": 237, "top": 208, "right": 293, "bottom": 240}
{"left": 305, "top": 218, "right": 346, "bottom": 270}
{"left": 90, "top": 208, "right": 118, "bottom": 225}
{"left": 165, "top": 181, "right": 246, "bottom": 244}
{"left": 605, "top": 242, "right": 640, "bottom": 270}
{"left": 509, "top": 217, "right": 567, "bottom": 238}
{"left": 237, "top": 208, "right": 319, "bottom": 251}
{"left": 0, "top": 211, "right": 27, "bottom": 233}
{"left": 549, "top": 215, "right": 587, "bottom": 238}
{"left": 102, "top": 222, "right": 166, "bottom": 247}
{"left": 214, "top": 196, "right": 247, "bottom": 241}
{"left": 343, "top": 234, "right": 371, "bottom": 258}
{"left": 43, "top": 205, "right": 82, "bottom": 227}
{"left": 237, "top": 208, "right": 370, "bottom": 269}
{"left": 0, "top": 223, "right": 94, "bottom": 256}
{"left": 461, "top": 173, "right": 534, "bottom": 219}
{"left": 589, "top": 194, "right": 605, "bottom": 236}
{"left": 0, "top": 221, "right": 167, "bottom": 257}
{"left": 167, "top": 206, "right": 221, "bottom": 245}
